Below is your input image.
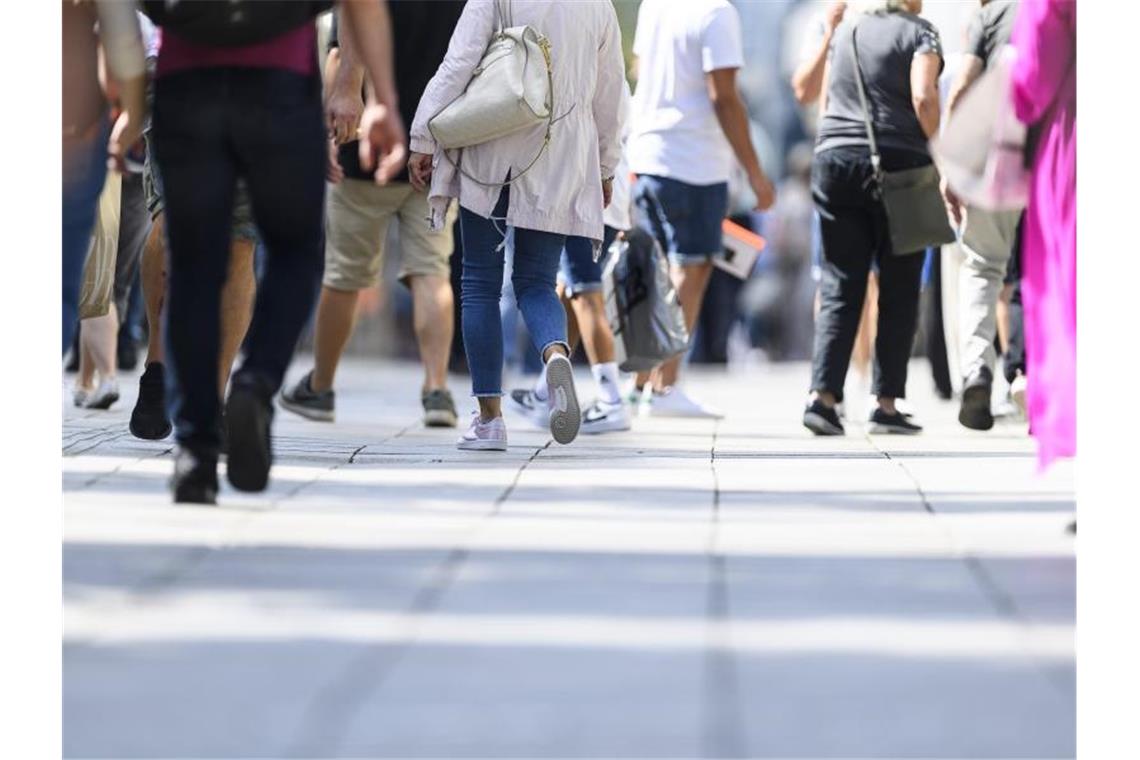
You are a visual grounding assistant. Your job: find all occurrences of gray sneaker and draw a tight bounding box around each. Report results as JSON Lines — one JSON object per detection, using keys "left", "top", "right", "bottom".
{"left": 423, "top": 388, "right": 458, "bottom": 428}
{"left": 278, "top": 371, "right": 334, "bottom": 422}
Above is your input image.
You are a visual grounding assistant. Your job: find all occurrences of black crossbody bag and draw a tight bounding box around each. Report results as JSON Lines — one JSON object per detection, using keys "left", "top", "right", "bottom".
{"left": 851, "top": 23, "right": 955, "bottom": 255}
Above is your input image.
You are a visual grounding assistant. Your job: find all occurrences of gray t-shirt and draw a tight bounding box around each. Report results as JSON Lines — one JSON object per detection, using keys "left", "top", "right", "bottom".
{"left": 815, "top": 11, "right": 943, "bottom": 156}
{"left": 965, "top": 0, "right": 1018, "bottom": 70}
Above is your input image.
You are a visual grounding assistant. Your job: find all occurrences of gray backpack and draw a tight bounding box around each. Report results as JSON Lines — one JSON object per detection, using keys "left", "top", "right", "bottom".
{"left": 602, "top": 229, "right": 690, "bottom": 373}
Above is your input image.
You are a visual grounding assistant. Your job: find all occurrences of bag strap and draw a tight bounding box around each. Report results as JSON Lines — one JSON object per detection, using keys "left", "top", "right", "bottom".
{"left": 438, "top": 29, "right": 557, "bottom": 189}
{"left": 849, "top": 22, "right": 883, "bottom": 180}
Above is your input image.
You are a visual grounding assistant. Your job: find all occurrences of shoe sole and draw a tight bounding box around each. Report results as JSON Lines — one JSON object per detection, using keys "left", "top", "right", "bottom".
{"left": 868, "top": 423, "right": 922, "bottom": 435}
{"left": 424, "top": 409, "right": 458, "bottom": 428}
{"left": 581, "top": 414, "right": 632, "bottom": 435}
{"left": 173, "top": 483, "right": 217, "bottom": 505}
{"left": 803, "top": 411, "right": 844, "bottom": 436}
{"left": 958, "top": 384, "right": 995, "bottom": 431}
{"left": 457, "top": 439, "right": 508, "bottom": 451}
{"left": 277, "top": 394, "right": 334, "bottom": 422}
{"left": 130, "top": 413, "right": 173, "bottom": 440}
{"left": 226, "top": 390, "right": 272, "bottom": 492}
{"left": 85, "top": 391, "right": 120, "bottom": 411}
{"left": 545, "top": 357, "right": 580, "bottom": 445}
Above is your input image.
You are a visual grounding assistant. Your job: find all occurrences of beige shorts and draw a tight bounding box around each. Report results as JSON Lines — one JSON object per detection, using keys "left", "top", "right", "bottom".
{"left": 323, "top": 179, "right": 456, "bottom": 291}
{"left": 78, "top": 172, "right": 123, "bottom": 320}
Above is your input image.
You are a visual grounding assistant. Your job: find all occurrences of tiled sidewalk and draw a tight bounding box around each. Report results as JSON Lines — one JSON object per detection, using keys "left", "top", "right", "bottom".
{"left": 63, "top": 358, "right": 1075, "bottom": 758}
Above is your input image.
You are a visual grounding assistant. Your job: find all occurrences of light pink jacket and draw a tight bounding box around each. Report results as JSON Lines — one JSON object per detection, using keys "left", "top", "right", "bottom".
{"left": 409, "top": 0, "right": 624, "bottom": 244}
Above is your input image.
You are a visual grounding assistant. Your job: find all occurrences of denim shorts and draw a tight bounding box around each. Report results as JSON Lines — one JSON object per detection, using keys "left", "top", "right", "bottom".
{"left": 558, "top": 225, "right": 619, "bottom": 297}
{"left": 633, "top": 174, "right": 727, "bottom": 267}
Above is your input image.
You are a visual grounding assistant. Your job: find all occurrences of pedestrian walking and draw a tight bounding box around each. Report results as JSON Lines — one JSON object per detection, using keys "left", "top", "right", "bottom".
{"left": 802, "top": 0, "right": 945, "bottom": 436}
{"left": 63, "top": 0, "right": 146, "bottom": 354}
{"left": 143, "top": 0, "right": 406, "bottom": 504}
{"left": 279, "top": 2, "right": 466, "bottom": 429}
{"left": 627, "top": 0, "right": 776, "bottom": 419}
{"left": 507, "top": 82, "right": 635, "bottom": 436}
{"left": 942, "top": 0, "right": 1023, "bottom": 431}
{"left": 1009, "top": 0, "right": 1076, "bottom": 468}
{"left": 407, "top": 0, "right": 625, "bottom": 451}
{"left": 127, "top": 23, "right": 259, "bottom": 442}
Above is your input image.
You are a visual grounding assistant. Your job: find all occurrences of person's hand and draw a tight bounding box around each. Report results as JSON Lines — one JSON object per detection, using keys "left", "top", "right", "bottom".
{"left": 750, "top": 171, "right": 776, "bottom": 211}
{"left": 825, "top": 1, "right": 847, "bottom": 34}
{"left": 107, "top": 109, "right": 143, "bottom": 174}
{"left": 941, "top": 175, "right": 964, "bottom": 227}
{"left": 602, "top": 177, "right": 614, "bottom": 208}
{"left": 357, "top": 100, "right": 407, "bottom": 185}
{"left": 407, "top": 152, "right": 433, "bottom": 192}
{"left": 327, "top": 138, "right": 345, "bottom": 184}
{"left": 326, "top": 86, "right": 365, "bottom": 146}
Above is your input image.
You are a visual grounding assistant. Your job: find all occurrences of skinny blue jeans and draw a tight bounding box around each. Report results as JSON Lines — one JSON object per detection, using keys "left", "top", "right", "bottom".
{"left": 459, "top": 187, "right": 567, "bottom": 397}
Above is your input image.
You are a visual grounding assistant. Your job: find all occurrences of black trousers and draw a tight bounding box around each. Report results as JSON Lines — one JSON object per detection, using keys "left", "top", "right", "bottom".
{"left": 810, "top": 146, "right": 929, "bottom": 402}
{"left": 153, "top": 68, "right": 326, "bottom": 449}
{"left": 1002, "top": 217, "right": 1027, "bottom": 383}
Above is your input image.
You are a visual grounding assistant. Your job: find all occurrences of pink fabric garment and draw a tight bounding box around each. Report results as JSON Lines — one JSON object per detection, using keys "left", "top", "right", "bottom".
{"left": 1009, "top": 0, "right": 1076, "bottom": 469}
{"left": 156, "top": 23, "right": 316, "bottom": 79}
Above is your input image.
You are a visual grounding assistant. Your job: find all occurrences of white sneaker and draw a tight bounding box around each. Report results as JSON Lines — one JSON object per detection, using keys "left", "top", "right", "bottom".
{"left": 505, "top": 388, "right": 550, "bottom": 430}
{"left": 1010, "top": 374, "right": 1028, "bottom": 417}
{"left": 545, "top": 354, "right": 580, "bottom": 445}
{"left": 84, "top": 378, "right": 120, "bottom": 410}
{"left": 581, "top": 399, "right": 632, "bottom": 435}
{"left": 643, "top": 387, "right": 724, "bottom": 419}
{"left": 457, "top": 414, "right": 508, "bottom": 451}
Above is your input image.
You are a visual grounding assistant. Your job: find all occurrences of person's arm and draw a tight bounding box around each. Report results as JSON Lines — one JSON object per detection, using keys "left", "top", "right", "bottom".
{"left": 95, "top": 0, "right": 146, "bottom": 172}
{"left": 944, "top": 55, "right": 984, "bottom": 116}
{"left": 325, "top": 12, "right": 366, "bottom": 145}
{"left": 593, "top": 5, "right": 625, "bottom": 207}
{"left": 338, "top": 0, "right": 405, "bottom": 183}
{"left": 708, "top": 68, "right": 775, "bottom": 210}
{"left": 406, "top": 1, "right": 496, "bottom": 190}
{"left": 911, "top": 52, "right": 942, "bottom": 139}
{"left": 790, "top": 1, "right": 845, "bottom": 106}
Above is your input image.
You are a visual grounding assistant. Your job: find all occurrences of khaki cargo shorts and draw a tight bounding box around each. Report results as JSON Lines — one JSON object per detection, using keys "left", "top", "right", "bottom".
{"left": 323, "top": 179, "right": 455, "bottom": 291}
{"left": 78, "top": 172, "right": 122, "bottom": 320}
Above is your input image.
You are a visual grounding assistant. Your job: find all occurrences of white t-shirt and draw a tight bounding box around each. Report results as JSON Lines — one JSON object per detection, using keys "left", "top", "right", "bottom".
{"left": 603, "top": 79, "right": 633, "bottom": 231}
{"left": 627, "top": 0, "right": 744, "bottom": 186}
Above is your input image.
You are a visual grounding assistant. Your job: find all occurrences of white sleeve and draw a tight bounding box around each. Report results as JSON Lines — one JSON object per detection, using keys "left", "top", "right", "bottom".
{"left": 408, "top": 0, "right": 496, "bottom": 155}
{"left": 593, "top": 4, "right": 625, "bottom": 179}
{"left": 95, "top": 0, "right": 145, "bottom": 81}
{"left": 700, "top": 3, "right": 744, "bottom": 73}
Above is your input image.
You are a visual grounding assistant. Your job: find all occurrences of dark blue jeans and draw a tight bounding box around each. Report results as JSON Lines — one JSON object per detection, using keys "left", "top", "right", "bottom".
{"left": 459, "top": 187, "right": 567, "bottom": 397}
{"left": 152, "top": 68, "right": 326, "bottom": 449}
{"left": 62, "top": 116, "right": 110, "bottom": 354}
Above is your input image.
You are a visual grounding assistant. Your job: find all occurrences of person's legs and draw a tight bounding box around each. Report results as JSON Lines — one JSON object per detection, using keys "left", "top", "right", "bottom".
{"left": 652, "top": 261, "right": 713, "bottom": 389}
{"left": 113, "top": 173, "right": 151, "bottom": 371}
{"left": 397, "top": 191, "right": 457, "bottom": 423}
{"left": 957, "top": 207, "right": 1018, "bottom": 380}
{"left": 458, "top": 193, "right": 510, "bottom": 420}
{"left": 217, "top": 237, "right": 257, "bottom": 395}
{"left": 77, "top": 306, "right": 120, "bottom": 408}
{"left": 872, "top": 250, "right": 925, "bottom": 410}
{"left": 806, "top": 149, "right": 877, "bottom": 434}
{"left": 851, "top": 271, "right": 878, "bottom": 382}
{"left": 152, "top": 72, "right": 238, "bottom": 457}
{"left": 62, "top": 119, "right": 111, "bottom": 354}
{"left": 308, "top": 286, "right": 361, "bottom": 392}
{"left": 224, "top": 70, "right": 326, "bottom": 491}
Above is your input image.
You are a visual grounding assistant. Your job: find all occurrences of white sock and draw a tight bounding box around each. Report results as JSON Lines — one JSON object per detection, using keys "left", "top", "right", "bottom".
{"left": 591, "top": 362, "right": 622, "bottom": 404}
{"left": 532, "top": 364, "right": 549, "bottom": 402}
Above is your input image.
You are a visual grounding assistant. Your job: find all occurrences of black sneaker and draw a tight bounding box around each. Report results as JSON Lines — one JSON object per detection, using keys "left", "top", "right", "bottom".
{"left": 422, "top": 388, "right": 458, "bottom": 428}
{"left": 869, "top": 407, "right": 923, "bottom": 435}
{"left": 278, "top": 371, "right": 334, "bottom": 422}
{"left": 803, "top": 398, "right": 845, "bottom": 436}
{"left": 171, "top": 446, "right": 219, "bottom": 505}
{"left": 959, "top": 366, "right": 994, "bottom": 431}
{"left": 225, "top": 373, "right": 274, "bottom": 493}
{"left": 130, "top": 362, "right": 173, "bottom": 440}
